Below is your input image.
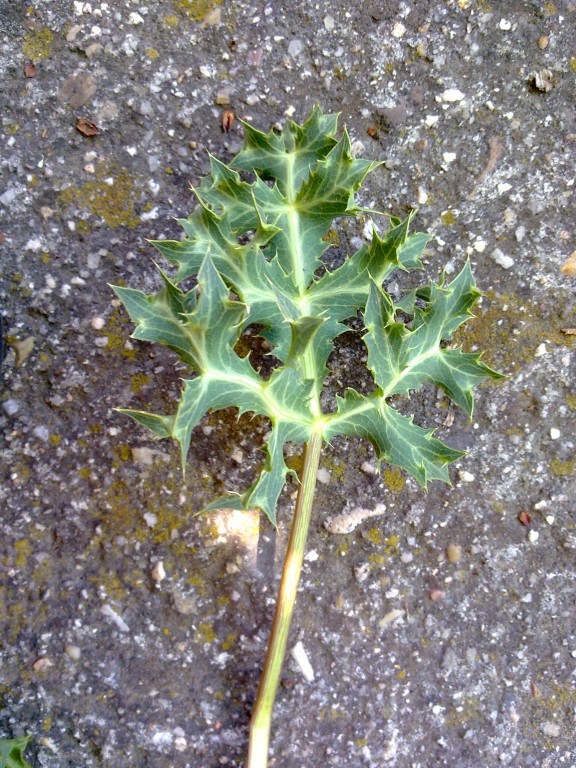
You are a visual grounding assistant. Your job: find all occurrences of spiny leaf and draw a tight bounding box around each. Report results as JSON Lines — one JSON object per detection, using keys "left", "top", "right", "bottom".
{"left": 363, "top": 260, "right": 503, "bottom": 416}
{"left": 0, "top": 737, "right": 32, "bottom": 768}
{"left": 113, "top": 106, "right": 502, "bottom": 524}
{"left": 325, "top": 389, "right": 464, "bottom": 485}
{"left": 232, "top": 105, "right": 339, "bottom": 195}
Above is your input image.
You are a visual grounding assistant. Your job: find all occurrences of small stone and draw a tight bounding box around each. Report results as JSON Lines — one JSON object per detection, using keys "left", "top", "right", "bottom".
{"left": 132, "top": 446, "right": 156, "bottom": 465}
{"left": 379, "top": 608, "right": 404, "bottom": 628}
{"left": 174, "top": 736, "right": 188, "bottom": 752}
{"left": 100, "top": 604, "right": 130, "bottom": 632}
{"left": 499, "top": 19, "right": 512, "bottom": 30}
{"left": 288, "top": 39, "right": 304, "bottom": 59}
{"left": 291, "top": 641, "right": 314, "bottom": 682}
{"left": 391, "top": 21, "right": 406, "bottom": 38}
{"left": 545, "top": 515, "right": 555, "bottom": 525}
{"left": 492, "top": 248, "right": 514, "bottom": 270}
{"left": 528, "top": 530, "right": 539, "bottom": 543}
{"left": 442, "top": 151, "right": 457, "bottom": 164}
{"left": 417, "top": 186, "right": 428, "bottom": 205}
{"left": 354, "top": 563, "right": 370, "bottom": 583}
{"left": 143, "top": 512, "right": 158, "bottom": 528}
{"left": 151, "top": 561, "right": 166, "bottom": 583}
{"left": 65, "top": 645, "right": 81, "bottom": 661}
{"left": 549, "top": 427, "right": 560, "bottom": 440}
{"left": 458, "top": 470, "right": 475, "bottom": 483}
{"left": 537, "top": 35, "right": 549, "bottom": 49}
{"left": 316, "top": 467, "right": 331, "bottom": 484}
{"left": 33, "top": 425, "right": 50, "bottom": 442}
{"left": 360, "top": 461, "right": 377, "bottom": 475}
{"left": 172, "top": 591, "right": 196, "bottom": 615}
{"left": 542, "top": 721, "right": 560, "bottom": 737}
{"left": 139, "top": 100, "right": 154, "bottom": 117}
{"left": 446, "top": 544, "right": 462, "bottom": 563}
{"left": 216, "top": 87, "right": 231, "bottom": 105}
{"left": 442, "top": 88, "right": 465, "bottom": 103}
{"left": 12, "top": 336, "right": 35, "bottom": 367}
{"left": 560, "top": 252, "right": 576, "bottom": 277}
{"left": 2, "top": 399, "right": 20, "bottom": 416}
{"left": 66, "top": 24, "right": 83, "bottom": 42}
{"left": 0, "top": 187, "right": 18, "bottom": 206}
{"left": 33, "top": 657, "right": 53, "bottom": 672}
{"left": 474, "top": 237, "right": 487, "bottom": 253}
{"left": 152, "top": 731, "right": 173, "bottom": 748}
{"left": 91, "top": 316, "right": 105, "bottom": 330}
{"left": 534, "top": 343, "right": 547, "bottom": 357}
{"left": 324, "top": 14, "right": 335, "bottom": 31}
{"left": 382, "top": 735, "right": 398, "bottom": 761}
{"left": 128, "top": 11, "right": 144, "bottom": 24}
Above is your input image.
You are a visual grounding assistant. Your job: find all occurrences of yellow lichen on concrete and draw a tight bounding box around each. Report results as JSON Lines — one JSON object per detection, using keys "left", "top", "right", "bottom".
{"left": 175, "top": 0, "right": 223, "bottom": 22}
{"left": 455, "top": 290, "right": 575, "bottom": 374}
{"left": 22, "top": 26, "right": 54, "bottom": 61}
{"left": 196, "top": 621, "right": 217, "bottom": 643}
{"left": 549, "top": 459, "right": 574, "bottom": 476}
{"left": 384, "top": 467, "right": 406, "bottom": 491}
{"left": 59, "top": 161, "right": 141, "bottom": 229}
{"left": 14, "top": 539, "right": 33, "bottom": 569}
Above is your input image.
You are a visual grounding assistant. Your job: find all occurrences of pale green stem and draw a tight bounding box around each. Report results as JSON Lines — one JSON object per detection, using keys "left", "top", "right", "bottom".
{"left": 246, "top": 430, "right": 323, "bottom": 768}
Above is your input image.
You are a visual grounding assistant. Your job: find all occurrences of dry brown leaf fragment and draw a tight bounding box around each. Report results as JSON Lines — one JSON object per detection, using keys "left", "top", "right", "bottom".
{"left": 75, "top": 117, "right": 99, "bottom": 137}
{"left": 518, "top": 510, "right": 531, "bottom": 526}
{"left": 221, "top": 109, "right": 234, "bottom": 132}
{"left": 560, "top": 251, "right": 576, "bottom": 276}
{"left": 561, "top": 328, "right": 576, "bottom": 335}
{"left": 24, "top": 60, "right": 37, "bottom": 78}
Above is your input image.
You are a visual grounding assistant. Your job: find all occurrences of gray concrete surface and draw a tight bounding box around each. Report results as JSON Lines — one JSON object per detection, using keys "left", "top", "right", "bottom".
{"left": 1, "top": 1, "right": 575, "bottom": 766}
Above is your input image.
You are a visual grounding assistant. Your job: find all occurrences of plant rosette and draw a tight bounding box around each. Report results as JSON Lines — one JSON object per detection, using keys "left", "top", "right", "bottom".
{"left": 113, "top": 107, "right": 502, "bottom": 767}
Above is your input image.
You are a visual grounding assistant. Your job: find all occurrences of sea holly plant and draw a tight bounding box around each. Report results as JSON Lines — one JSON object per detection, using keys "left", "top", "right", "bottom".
{"left": 112, "top": 107, "right": 502, "bottom": 767}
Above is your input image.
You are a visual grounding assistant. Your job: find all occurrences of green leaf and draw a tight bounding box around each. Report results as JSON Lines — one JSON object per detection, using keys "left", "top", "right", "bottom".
{"left": 363, "top": 260, "right": 503, "bottom": 416}
{"left": 325, "top": 389, "right": 464, "bottom": 485}
{"left": 112, "top": 107, "right": 501, "bottom": 523}
{"left": 307, "top": 213, "right": 428, "bottom": 322}
{"left": 0, "top": 737, "right": 32, "bottom": 768}
{"left": 232, "top": 106, "right": 339, "bottom": 196}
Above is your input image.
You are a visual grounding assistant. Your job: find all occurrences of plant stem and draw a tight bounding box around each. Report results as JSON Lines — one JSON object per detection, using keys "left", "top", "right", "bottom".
{"left": 246, "top": 430, "right": 323, "bottom": 768}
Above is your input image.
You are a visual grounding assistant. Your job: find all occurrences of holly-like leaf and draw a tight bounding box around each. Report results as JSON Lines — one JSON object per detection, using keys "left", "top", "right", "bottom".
{"left": 0, "top": 737, "right": 32, "bottom": 768}
{"left": 325, "top": 389, "right": 464, "bottom": 485}
{"left": 113, "top": 107, "right": 502, "bottom": 524}
{"left": 363, "top": 260, "right": 499, "bottom": 416}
